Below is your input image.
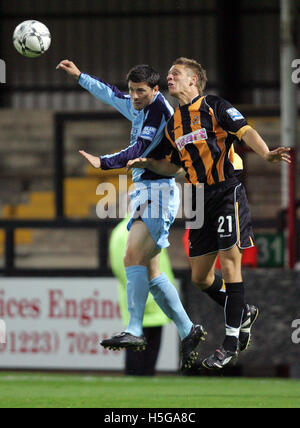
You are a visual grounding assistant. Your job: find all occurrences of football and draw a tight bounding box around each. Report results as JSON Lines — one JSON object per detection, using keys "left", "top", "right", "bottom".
{"left": 13, "top": 20, "right": 51, "bottom": 58}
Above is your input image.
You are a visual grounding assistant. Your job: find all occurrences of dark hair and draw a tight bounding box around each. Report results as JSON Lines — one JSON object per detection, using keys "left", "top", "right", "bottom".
{"left": 172, "top": 57, "right": 207, "bottom": 93}
{"left": 126, "top": 64, "right": 160, "bottom": 88}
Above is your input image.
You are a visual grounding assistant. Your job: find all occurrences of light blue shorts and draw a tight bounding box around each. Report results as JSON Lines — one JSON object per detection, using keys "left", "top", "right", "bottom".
{"left": 127, "top": 179, "right": 180, "bottom": 249}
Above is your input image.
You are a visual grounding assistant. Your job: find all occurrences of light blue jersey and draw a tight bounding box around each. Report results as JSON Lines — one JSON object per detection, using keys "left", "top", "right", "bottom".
{"left": 78, "top": 72, "right": 180, "bottom": 248}
{"left": 79, "top": 73, "right": 174, "bottom": 182}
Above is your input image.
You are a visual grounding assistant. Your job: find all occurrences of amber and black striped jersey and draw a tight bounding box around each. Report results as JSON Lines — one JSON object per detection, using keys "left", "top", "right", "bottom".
{"left": 164, "top": 94, "right": 251, "bottom": 186}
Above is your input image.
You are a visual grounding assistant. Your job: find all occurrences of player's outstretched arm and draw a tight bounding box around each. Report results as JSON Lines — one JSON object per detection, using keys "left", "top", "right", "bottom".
{"left": 56, "top": 60, "right": 81, "bottom": 80}
{"left": 243, "top": 127, "right": 291, "bottom": 164}
{"left": 79, "top": 150, "right": 101, "bottom": 168}
{"left": 264, "top": 147, "right": 291, "bottom": 164}
{"left": 127, "top": 158, "right": 183, "bottom": 176}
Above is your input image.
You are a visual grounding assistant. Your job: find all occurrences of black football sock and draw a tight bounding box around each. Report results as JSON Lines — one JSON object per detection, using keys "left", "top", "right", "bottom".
{"left": 223, "top": 282, "right": 245, "bottom": 352}
{"left": 202, "top": 274, "right": 226, "bottom": 307}
{"left": 201, "top": 275, "right": 248, "bottom": 323}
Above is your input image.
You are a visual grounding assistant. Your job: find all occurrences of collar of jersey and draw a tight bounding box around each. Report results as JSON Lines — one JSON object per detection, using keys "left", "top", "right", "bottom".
{"left": 178, "top": 94, "right": 202, "bottom": 109}
{"left": 190, "top": 94, "right": 202, "bottom": 105}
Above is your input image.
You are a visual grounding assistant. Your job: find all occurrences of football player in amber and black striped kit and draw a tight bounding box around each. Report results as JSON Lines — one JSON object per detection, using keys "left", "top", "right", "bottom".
{"left": 127, "top": 57, "right": 291, "bottom": 370}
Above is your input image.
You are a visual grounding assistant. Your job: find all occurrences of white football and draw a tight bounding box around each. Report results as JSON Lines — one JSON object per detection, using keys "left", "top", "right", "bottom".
{"left": 13, "top": 20, "right": 51, "bottom": 58}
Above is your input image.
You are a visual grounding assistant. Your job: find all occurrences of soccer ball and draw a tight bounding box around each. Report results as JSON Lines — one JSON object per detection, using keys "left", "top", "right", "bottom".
{"left": 13, "top": 20, "right": 51, "bottom": 58}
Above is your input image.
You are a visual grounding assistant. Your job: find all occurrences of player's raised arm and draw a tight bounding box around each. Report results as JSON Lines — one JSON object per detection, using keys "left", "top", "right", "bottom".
{"left": 57, "top": 59, "right": 133, "bottom": 120}
{"left": 79, "top": 150, "right": 101, "bottom": 168}
{"left": 242, "top": 127, "right": 291, "bottom": 164}
{"left": 56, "top": 59, "right": 81, "bottom": 80}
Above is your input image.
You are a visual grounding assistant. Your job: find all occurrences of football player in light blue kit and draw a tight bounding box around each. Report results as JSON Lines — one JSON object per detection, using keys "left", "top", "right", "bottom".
{"left": 56, "top": 60, "right": 206, "bottom": 369}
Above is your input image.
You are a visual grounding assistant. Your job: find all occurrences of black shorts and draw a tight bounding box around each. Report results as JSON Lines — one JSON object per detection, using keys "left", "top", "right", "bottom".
{"left": 189, "top": 179, "right": 255, "bottom": 258}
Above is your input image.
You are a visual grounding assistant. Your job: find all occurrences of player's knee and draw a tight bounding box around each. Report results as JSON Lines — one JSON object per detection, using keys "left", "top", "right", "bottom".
{"left": 123, "top": 251, "right": 137, "bottom": 267}
{"left": 124, "top": 249, "right": 145, "bottom": 267}
{"left": 219, "top": 246, "right": 243, "bottom": 280}
{"left": 219, "top": 261, "right": 232, "bottom": 278}
{"left": 192, "top": 274, "right": 213, "bottom": 291}
{"left": 219, "top": 259, "right": 240, "bottom": 282}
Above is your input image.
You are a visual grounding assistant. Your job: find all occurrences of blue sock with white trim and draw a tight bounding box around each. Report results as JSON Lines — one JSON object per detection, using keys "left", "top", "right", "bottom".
{"left": 125, "top": 265, "right": 149, "bottom": 337}
{"left": 149, "top": 273, "right": 193, "bottom": 340}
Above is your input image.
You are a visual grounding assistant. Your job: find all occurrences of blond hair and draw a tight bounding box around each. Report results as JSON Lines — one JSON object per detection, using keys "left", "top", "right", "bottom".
{"left": 172, "top": 57, "right": 207, "bottom": 93}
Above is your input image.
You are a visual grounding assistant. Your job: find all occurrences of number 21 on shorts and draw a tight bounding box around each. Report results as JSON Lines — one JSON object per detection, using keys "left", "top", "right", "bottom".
{"left": 217, "top": 215, "right": 233, "bottom": 234}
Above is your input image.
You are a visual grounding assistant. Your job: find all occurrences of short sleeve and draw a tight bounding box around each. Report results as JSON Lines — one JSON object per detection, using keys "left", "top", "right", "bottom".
{"left": 205, "top": 95, "right": 251, "bottom": 141}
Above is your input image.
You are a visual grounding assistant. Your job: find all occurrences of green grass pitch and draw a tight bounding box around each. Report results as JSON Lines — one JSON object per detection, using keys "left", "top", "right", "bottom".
{"left": 0, "top": 372, "right": 300, "bottom": 408}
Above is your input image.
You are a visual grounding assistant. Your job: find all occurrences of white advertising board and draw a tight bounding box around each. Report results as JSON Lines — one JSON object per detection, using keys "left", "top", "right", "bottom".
{"left": 0, "top": 278, "right": 179, "bottom": 371}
